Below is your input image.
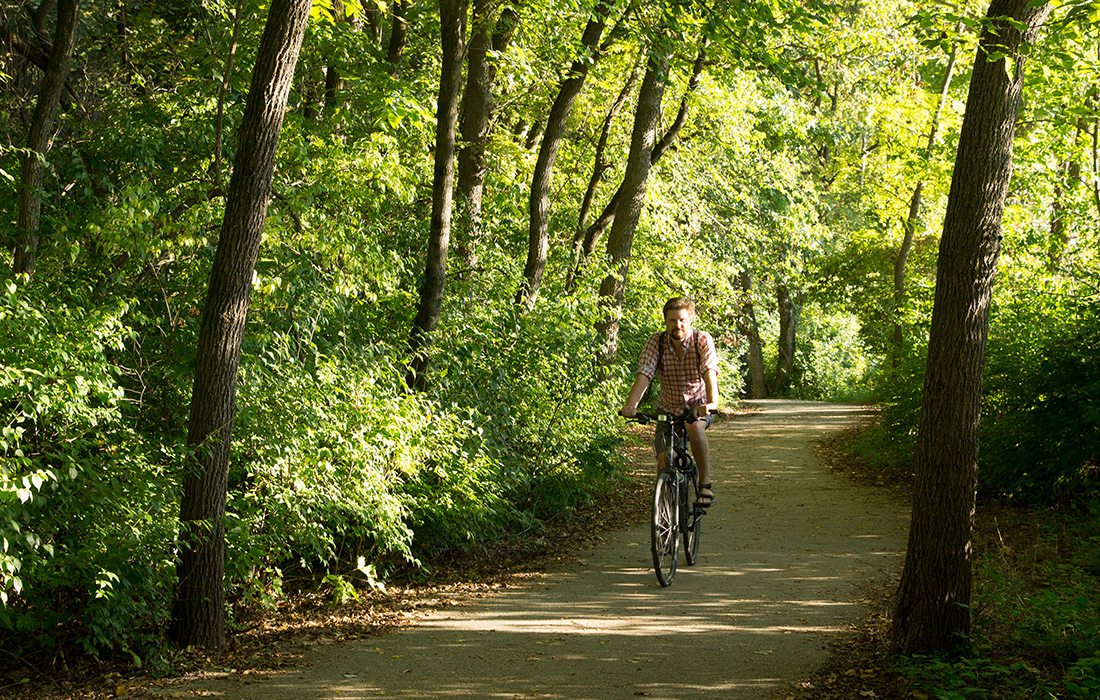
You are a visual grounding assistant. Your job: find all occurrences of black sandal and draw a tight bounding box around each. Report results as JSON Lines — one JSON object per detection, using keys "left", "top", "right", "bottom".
{"left": 696, "top": 483, "right": 715, "bottom": 508}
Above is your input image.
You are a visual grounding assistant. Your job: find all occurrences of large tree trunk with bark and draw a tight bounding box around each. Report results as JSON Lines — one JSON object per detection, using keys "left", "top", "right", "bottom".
{"left": 406, "top": 0, "right": 467, "bottom": 390}
{"left": 738, "top": 270, "right": 767, "bottom": 399}
{"left": 596, "top": 45, "right": 670, "bottom": 365}
{"left": 169, "top": 0, "right": 312, "bottom": 650}
{"left": 891, "top": 0, "right": 1050, "bottom": 655}
{"left": 455, "top": 0, "right": 520, "bottom": 269}
{"left": 516, "top": 0, "right": 612, "bottom": 308}
{"left": 12, "top": 0, "right": 80, "bottom": 275}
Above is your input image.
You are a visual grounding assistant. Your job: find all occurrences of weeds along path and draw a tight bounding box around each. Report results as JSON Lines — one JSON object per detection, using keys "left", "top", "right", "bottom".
{"left": 150, "top": 400, "right": 909, "bottom": 699}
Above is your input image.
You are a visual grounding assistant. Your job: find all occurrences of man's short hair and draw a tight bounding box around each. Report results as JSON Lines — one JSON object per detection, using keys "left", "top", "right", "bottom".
{"left": 663, "top": 296, "right": 695, "bottom": 317}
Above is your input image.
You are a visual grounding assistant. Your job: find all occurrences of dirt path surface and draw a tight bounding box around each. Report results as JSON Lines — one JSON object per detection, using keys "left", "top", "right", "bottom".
{"left": 151, "top": 400, "right": 909, "bottom": 699}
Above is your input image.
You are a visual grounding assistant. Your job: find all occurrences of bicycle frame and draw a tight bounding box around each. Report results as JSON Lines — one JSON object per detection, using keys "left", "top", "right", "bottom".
{"left": 635, "top": 410, "right": 705, "bottom": 586}
{"left": 660, "top": 413, "right": 701, "bottom": 554}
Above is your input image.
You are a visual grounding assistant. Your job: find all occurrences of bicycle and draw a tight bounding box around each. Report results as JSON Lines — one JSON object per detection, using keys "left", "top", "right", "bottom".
{"left": 631, "top": 409, "right": 716, "bottom": 587}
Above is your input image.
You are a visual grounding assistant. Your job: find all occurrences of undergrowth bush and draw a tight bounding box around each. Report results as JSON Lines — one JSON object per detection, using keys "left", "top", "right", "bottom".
{"left": 901, "top": 502, "right": 1100, "bottom": 699}
{"left": 870, "top": 286, "right": 1100, "bottom": 506}
{"left": 981, "top": 290, "right": 1100, "bottom": 504}
{"left": 0, "top": 280, "right": 178, "bottom": 660}
{"left": 1, "top": 269, "right": 634, "bottom": 664}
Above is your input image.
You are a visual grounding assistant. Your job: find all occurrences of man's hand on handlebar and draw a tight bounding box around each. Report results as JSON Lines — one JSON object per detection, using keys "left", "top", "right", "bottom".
{"left": 619, "top": 405, "right": 637, "bottom": 419}
{"left": 694, "top": 404, "right": 719, "bottom": 419}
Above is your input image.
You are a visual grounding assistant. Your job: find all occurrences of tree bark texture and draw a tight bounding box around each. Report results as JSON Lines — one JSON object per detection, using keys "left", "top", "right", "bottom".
{"left": 516, "top": 0, "right": 612, "bottom": 309}
{"left": 891, "top": 0, "right": 1050, "bottom": 654}
{"left": 455, "top": 0, "right": 520, "bottom": 269}
{"left": 406, "top": 0, "right": 467, "bottom": 390}
{"left": 386, "top": 0, "right": 408, "bottom": 74}
{"left": 12, "top": 0, "right": 80, "bottom": 275}
{"left": 738, "top": 270, "right": 767, "bottom": 399}
{"left": 774, "top": 283, "right": 796, "bottom": 395}
{"left": 596, "top": 46, "right": 670, "bottom": 365}
{"left": 169, "top": 0, "right": 312, "bottom": 650}
{"left": 576, "top": 44, "right": 707, "bottom": 274}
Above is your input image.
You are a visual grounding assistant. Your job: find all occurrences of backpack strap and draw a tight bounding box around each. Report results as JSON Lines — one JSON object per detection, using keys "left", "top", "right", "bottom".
{"left": 657, "top": 330, "right": 702, "bottom": 375}
{"left": 694, "top": 329, "right": 701, "bottom": 377}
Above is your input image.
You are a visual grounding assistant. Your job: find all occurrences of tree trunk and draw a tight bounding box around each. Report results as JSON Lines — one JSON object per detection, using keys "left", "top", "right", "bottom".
{"left": 169, "top": 0, "right": 312, "bottom": 650}
{"left": 386, "top": 0, "right": 408, "bottom": 75}
{"left": 406, "top": 0, "right": 467, "bottom": 391}
{"left": 892, "top": 181, "right": 922, "bottom": 350}
{"left": 455, "top": 0, "right": 520, "bottom": 269}
{"left": 323, "top": 65, "right": 342, "bottom": 118}
{"left": 115, "top": 0, "right": 133, "bottom": 72}
{"left": 596, "top": 45, "right": 670, "bottom": 365}
{"left": 891, "top": 0, "right": 1050, "bottom": 655}
{"left": 516, "top": 0, "right": 612, "bottom": 309}
{"left": 213, "top": 0, "right": 245, "bottom": 184}
{"left": 564, "top": 57, "right": 640, "bottom": 292}
{"left": 575, "top": 44, "right": 707, "bottom": 275}
{"left": 893, "top": 41, "right": 959, "bottom": 352}
{"left": 738, "top": 270, "right": 768, "bottom": 399}
{"left": 774, "top": 283, "right": 796, "bottom": 395}
{"left": 12, "top": 0, "right": 80, "bottom": 275}
{"left": 321, "top": 0, "right": 346, "bottom": 119}
{"left": 1047, "top": 120, "right": 1084, "bottom": 271}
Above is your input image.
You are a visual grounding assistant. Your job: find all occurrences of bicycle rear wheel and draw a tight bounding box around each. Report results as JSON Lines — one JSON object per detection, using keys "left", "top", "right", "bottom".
{"left": 683, "top": 476, "right": 701, "bottom": 566}
{"left": 651, "top": 471, "right": 678, "bottom": 586}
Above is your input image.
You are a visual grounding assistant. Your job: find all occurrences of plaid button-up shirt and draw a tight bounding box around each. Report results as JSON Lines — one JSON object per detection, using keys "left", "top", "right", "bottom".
{"left": 637, "top": 330, "right": 719, "bottom": 414}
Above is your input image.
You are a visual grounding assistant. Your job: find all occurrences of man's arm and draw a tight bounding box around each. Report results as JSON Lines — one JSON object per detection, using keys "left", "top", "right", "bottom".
{"left": 619, "top": 373, "right": 651, "bottom": 417}
{"left": 695, "top": 330, "right": 719, "bottom": 418}
{"left": 697, "top": 368, "right": 719, "bottom": 416}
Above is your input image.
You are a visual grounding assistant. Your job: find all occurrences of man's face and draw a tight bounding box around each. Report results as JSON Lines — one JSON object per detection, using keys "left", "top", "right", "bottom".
{"left": 664, "top": 308, "right": 694, "bottom": 341}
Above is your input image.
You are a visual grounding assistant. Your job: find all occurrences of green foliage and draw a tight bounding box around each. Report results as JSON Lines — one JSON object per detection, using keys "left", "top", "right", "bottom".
{"left": 900, "top": 505, "right": 1100, "bottom": 698}
{"left": 791, "top": 303, "right": 877, "bottom": 402}
{"left": 904, "top": 654, "right": 1060, "bottom": 699}
{"left": 426, "top": 282, "right": 627, "bottom": 544}
{"left": 3, "top": 0, "right": 1099, "bottom": 673}
{"left": 980, "top": 287, "right": 1100, "bottom": 503}
{"left": 0, "top": 280, "right": 178, "bottom": 659}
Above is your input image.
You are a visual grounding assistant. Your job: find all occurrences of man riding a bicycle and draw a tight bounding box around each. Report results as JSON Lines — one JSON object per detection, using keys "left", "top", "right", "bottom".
{"left": 619, "top": 296, "right": 720, "bottom": 507}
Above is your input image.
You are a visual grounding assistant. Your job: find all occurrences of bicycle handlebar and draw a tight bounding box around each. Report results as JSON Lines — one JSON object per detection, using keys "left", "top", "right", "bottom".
{"left": 626, "top": 408, "right": 719, "bottom": 425}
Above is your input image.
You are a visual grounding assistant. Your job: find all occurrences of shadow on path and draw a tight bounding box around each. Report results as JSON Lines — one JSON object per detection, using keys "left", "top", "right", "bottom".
{"left": 152, "top": 401, "right": 909, "bottom": 700}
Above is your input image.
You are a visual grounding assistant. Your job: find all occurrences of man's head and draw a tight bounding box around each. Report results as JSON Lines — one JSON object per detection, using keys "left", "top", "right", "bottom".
{"left": 663, "top": 296, "right": 695, "bottom": 341}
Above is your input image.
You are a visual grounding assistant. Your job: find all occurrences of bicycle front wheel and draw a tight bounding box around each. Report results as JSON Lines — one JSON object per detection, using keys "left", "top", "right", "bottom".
{"left": 684, "top": 476, "right": 701, "bottom": 566}
{"left": 651, "top": 470, "right": 679, "bottom": 587}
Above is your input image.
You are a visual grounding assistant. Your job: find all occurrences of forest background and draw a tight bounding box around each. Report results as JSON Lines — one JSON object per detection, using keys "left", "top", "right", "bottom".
{"left": 1, "top": 0, "right": 1099, "bottom": 696}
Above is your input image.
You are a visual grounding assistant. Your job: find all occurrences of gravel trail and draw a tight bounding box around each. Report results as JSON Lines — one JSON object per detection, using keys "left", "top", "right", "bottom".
{"left": 151, "top": 400, "right": 909, "bottom": 699}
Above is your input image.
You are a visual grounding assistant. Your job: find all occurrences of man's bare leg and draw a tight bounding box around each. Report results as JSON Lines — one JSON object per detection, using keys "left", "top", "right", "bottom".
{"left": 686, "top": 421, "right": 713, "bottom": 503}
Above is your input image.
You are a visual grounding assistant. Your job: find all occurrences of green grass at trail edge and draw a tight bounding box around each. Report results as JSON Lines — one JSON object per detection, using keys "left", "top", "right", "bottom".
{"left": 896, "top": 502, "right": 1100, "bottom": 699}
{"left": 820, "top": 423, "right": 1099, "bottom": 699}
